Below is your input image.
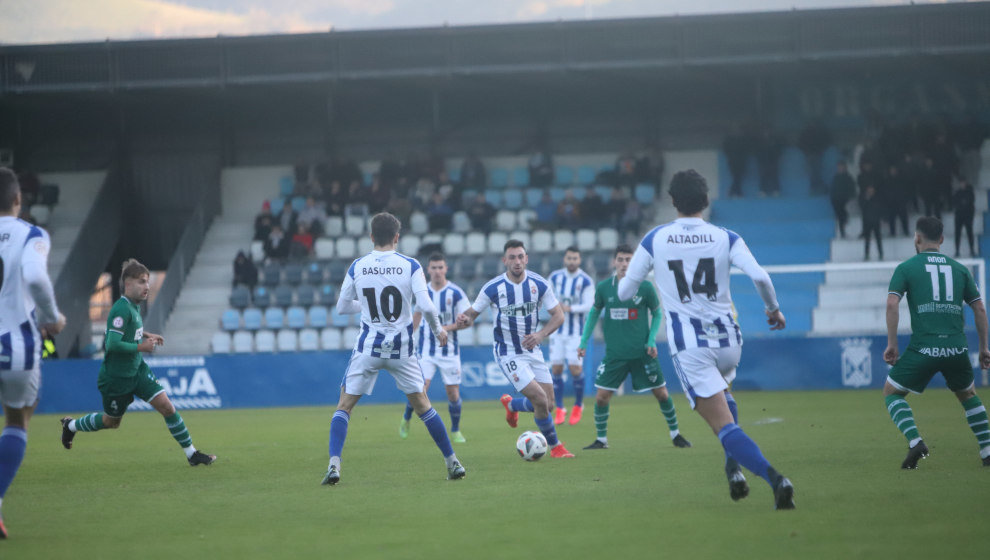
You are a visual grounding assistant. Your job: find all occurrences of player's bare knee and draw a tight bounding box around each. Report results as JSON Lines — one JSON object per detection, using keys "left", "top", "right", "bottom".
{"left": 445, "top": 385, "right": 460, "bottom": 402}
{"left": 595, "top": 390, "right": 612, "bottom": 406}
{"left": 104, "top": 416, "right": 122, "bottom": 429}
{"left": 955, "top": 385, "right": 977, "bottom": 402}
{"left": 653, "top": 387, "right": 670, "bottom": 402}
{"left": 881, "top": 382, "right": 905, "bottom": 397}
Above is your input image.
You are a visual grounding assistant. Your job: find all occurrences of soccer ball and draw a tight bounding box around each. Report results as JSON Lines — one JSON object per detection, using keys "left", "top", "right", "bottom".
{"left": 516, "top": 431, "right": 548, "bottom": 461}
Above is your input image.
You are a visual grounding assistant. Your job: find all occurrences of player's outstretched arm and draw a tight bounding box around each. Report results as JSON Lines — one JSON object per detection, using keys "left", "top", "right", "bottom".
{"left": 968, "top": 299, "right": 990, "bottom": 369}
{"left": 576, "top": 305, "right": 602, "bottom": 359}
{"left": 20, "top": 229, "right": 62, "bottom": 330}
{"left": 617, "top": 246, "right": 651, "bottom": 301}
{"left": 335, "top": 274, "right": 361, "bottom": 315}
{"left": 884, "top": 293, "right": 901, "bottom": 365}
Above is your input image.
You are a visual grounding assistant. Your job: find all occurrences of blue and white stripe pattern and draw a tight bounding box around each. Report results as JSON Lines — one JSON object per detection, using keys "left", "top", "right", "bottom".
{"left": 548, "top": 268, "right": 593, "bottom": 336}
{"left": 667, "top": 311, "right": 742, "bottom": 353}
{"left": 344, "top": 250, "right": 424, "bottom": 359}
{"left": 0, "top": 319, "right": 39, "bottom": 372}
{"left": 417, "top": 281, "right": 469, "bottom": 358}
{"left": 1, "top": 217, "right": 48, "bottom": 372}
{"left": 473, "top": 271, "right": 558, "bottom": 357}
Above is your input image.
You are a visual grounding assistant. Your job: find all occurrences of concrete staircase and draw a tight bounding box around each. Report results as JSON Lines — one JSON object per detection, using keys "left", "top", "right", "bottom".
{"left": 38, "top": 171, "right": 106, "bottom": 282}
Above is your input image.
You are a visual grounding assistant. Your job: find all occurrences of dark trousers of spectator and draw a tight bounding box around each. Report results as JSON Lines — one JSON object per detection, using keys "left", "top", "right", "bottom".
{"left": 728, "top": 160, "right": 746, "bottom": 197}
{"left": 863, "top": 222, "right": 883, "bottom": 260}
{"left": 887, "top": 205, "right": 909, "bottom": 237}
{"left": 831, "top": 197, "right": 849, "bottom": 237}
{"left": 955, "top": 212, "right": 975, "bottom": 257}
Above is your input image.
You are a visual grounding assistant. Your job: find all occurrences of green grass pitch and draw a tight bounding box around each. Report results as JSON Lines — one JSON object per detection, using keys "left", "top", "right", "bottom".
{"left": 3, "top": 389, "right": 989, "bottom": 559}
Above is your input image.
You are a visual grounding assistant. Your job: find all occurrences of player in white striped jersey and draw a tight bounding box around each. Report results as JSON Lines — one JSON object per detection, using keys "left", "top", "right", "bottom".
{"left": 398, "top": 253, "right": 471, "bottom": 443}
{"left": 548, "top": 247, "right": 594, "bottom": 425}
{"left": 456, "top": 239, "right": 575, "bottom": 458}
{"left": 619, "top": 170, "right": 795, "bottom": 509}
{"left": 0, "top": 168, "right": 65, "bottom": 538}
{"left": 322, "top": 213, "right": 465, "bottom": 486}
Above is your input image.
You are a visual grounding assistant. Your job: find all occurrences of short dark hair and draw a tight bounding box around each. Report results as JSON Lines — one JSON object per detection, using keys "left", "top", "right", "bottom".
{"left": 370, "top": 212, "right": 401, "bottom": 246}
{"left": 564, "top": 246, "right": 580, "bottom": 255}
{"left": 614, "top": 244, "right": 634, "bottom": 257}
{"left": 916, "top": 216, "right": 943, "bottom": 242}
{"left": 503, "top": 239, "right": 526, "bottom": 254}
{"left": 428, "top": 252, "right": 446, "bottom": 263}
{"left": 668, "top": 169, "right": 710, "bottom": 215}
{"left": 120, "top": 258, "right": 150, "bottom": 291}
{"left": 0, "top": 167, "right": 19, "bottom": 212}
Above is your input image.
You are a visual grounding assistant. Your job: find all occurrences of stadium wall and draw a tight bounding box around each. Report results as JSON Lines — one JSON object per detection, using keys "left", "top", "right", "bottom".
{"left": 36, "top": 333, "right": 986, "bottom": 414}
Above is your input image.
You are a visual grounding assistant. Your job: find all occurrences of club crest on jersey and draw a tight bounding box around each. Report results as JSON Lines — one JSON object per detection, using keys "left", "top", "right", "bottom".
{"left": 632, "top": 295, "right": 642, "bottom": 305}
{"left": 380, "top": 339, "right": 394, "bottom": 354}
{"left": 840, "top": 338, "right": 872, "bottom": 388}
{"left": 531, "top": 286, "right": 537, "bottom": 296}
{"left": 112, "top": 316, "right": 124, "bottom": 329}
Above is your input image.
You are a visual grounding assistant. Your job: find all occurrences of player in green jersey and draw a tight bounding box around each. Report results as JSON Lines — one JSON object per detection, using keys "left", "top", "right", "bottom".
{"left": 576, "top": 245, "right": 691, "bottom": 450}
{"left": 60, "top": 259, "right": 216, "bottom": 466}
{"left": 883, "top": 217, "right": 990, "bottom": 469}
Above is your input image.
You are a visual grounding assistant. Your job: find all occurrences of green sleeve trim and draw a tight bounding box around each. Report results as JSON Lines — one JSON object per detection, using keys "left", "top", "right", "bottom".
{"left": 104, "top": 330, "right": 139, "bottom": 354}
{"left": 579, "top": 307, "right": 602, "bottom": 349}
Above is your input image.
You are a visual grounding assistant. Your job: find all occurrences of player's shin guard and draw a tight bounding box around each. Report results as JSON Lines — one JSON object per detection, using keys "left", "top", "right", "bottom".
{"left": 724, "top": 392, "right": 741, "bottom": 474}
{"left": 164, "top": 413, "right": 193, "bottom": 449}
{"left": 403, "top": 403, "right": 414, "bottom": 422}
{"left": 534, "top": 415, "right": 560, "bottom": 447}
{"left": 0, "top": 427, "right": 27, "bottom": 500}
{"left": 573, "top": 376, "right": 585, "bottom": 407}
{"left": 594, "top": 402, "right": 609, "bottom": 439}
{"left": 509, "top": 397, "right": 535, "bottom": 413}
{"left": 72, "top": 413, "right": 105, "bottom": 432}
{"left": 717, "top": 424, "right": 774, "bottom": 486}
{"left": 328, "top": 410, "right": 350, "bottom": 460}
{"left": 419, "top": 408, "right": 454, "bottom": 458}
{"left": 961, "top": 396, "right": 990, "bottom": 457}
{"left": 885, "top": 395, "right": 921, "bottom": 444}
{"left": 552, "top": 375, "right": 565, "bottom": 409}
{"left": 448, "top": 399, "right": 462, "bottom": 432}
{"left": 659, "top": 397, "right": 679, "bottom": 434}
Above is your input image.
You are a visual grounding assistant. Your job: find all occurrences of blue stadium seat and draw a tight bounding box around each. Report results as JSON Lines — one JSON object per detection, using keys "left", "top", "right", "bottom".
{"left": 634, "top": 184, "right": 654, "bottom": 205}
{"left": 279, "top": 176, "right": 294, "bottom": 197}
{"left": 577, "top": 165, "right": 596, "bottom": 185}
{"left": 252, "top": 286, "right": 272, "bottom": 308}
{"left": 594, "top": 185, "right": 612, "bottom": 202}
{"left": 327, "top": 261, "right": 348, "bottom": 283}
{"left": 264, "top": 307, "right": 285, "bottom": 329}
{"left": 263, "top": 262, "right": 281, "bottom": 287}
{"left": 447, "top": 166, "right": 461, "bottom": 184}
{"left": 284, "top": 263, "right": 304, "bottom": 286}
{"left": 291, "top": 196, "right": 306, "bottom": 213}
{"left": 331, "top": 308, "right": 352, "bottom": 328}
{"left": 549, "top": 187, "right": 566, "bottom": 203}
{"left": 463, "top": 189, "right": 478, "bottom": 202}
{"left": 308, "top": 306, "right": 329, "bottom": 328}
{"left": 525, "top": 188, "right": 542, "bottom": 207}
{"left": 305, "top": 262, "right": 324, "bottom": 285}
{"left": 243, "top": 308, "right": 263, "bottom": 331}
{"left": 296, "top": 285, "right": 316, "bottom": 307}
{"left": 229, "top": 286, "right": 251, "bottom": 309}
{"left": 556, "top": 166, "right": 574, "bottom": 186}
{"left": 485, "top": 190, "right": 503, "bottom": 206}
{"left": 503, "top": 189, "right": 524, "bottom": 209}
{"left": 490, "top": 168, "right": 509, "bottom": 188}
{"left": 274, "top": 285, "right": 294, "bottom": 307}
{"left": 362, "top": 170, "right": 373, "bottom": 187}
{"left": 221, "top": 309, "right": 241, "bottom": 331}
{"left": 286, "top": 306, "right": 307, "bottom": 329}
{"left": 319, "top": 283, "right": 336, "bottom": 305}
{"left": 269, "top": 197, "right": 285, "bottom": 216}
{"left": 512, "top": 167, "right": 529, "bottom": 187}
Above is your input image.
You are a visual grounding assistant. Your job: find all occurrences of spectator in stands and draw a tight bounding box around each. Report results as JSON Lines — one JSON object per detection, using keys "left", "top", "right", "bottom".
{"left": 798, "top": 120, "right": 833, "bottom": 195}
{"left": 16, "top": 170, "right": 40, "bottom": 208}
{"left": 232, "top": 251, "right": 258, "bottom": 290}
{"left": 460, "top": 152, "right": 486, "bottom": 188}
{"left": 466, "top": 192, "right": 496, "bottom": 233}
{"left": 615, "top": 152, "right": 637, "bottom": 188}
{"left": 579, "top": 186, "right": 604, "bottom": 229}
{"left": 556, "top": 189, "right": 581, "bottom": 230}
{"left": 386, "top": 192, "right": 413, "bottom": 228}
{"left": 426, "top": 192, "right": 454, "bottom": 231}
{"left": 635, "top": 145, "right": 664, "bottom": 189}
{"left": 324, "top": 180, "right": 347, "bottom": 216}
{"left": 436, "top": 171, "right": 457, "bottom": 208}
{"left": 346, "top": 180, "right": 368, "bottom": 209}
{"left": 919, "top": 157, "right": 942, "bottom": 217}
{"left": 606, "top": 187, "right": 630, "bottom": 230}
{"left": 953, "top": 180, "right": 976, "bottom": 258}
{"left": 883, "top": 164, "right": 910, "bottom": 237}
{"left": 293, "top": 160, "right": 310, "bottom": 187}
{"left": 276, "top": 200, "right": 297, "bottom": 235}
{"left": 399, "top": 153, "right": 420, "bottom": 185}
{"left": 755, "top": 124, "right": 783, "bottom": 197}
{"left": 930, "top": 130, "right": 958, "bottom": 211}
{"left": 379, "top": 152, "right": 402, "bottom": 189}
{"left": 534, "top": 189, "right": 558, "bottom": 228}
{"left": 264, "top": 225, "right": 290, "bottom": 261}
{"left": 254, "top": 200, "right": 274, "bottom": 241}
{"left": 899, "top": 153, "right": 922, "bottom": 213}
{"left": 618, "top": 196, "right": 643, "bottom": 236}
{"left": 954, "top": 115, "right": 988, "bottom": 186}
{"left": 411, "top": 176, "right": 436, "bottom": 210}
{"left": 291, "top": 223, "right": 314, "bottom": 258}
{"left": 339, "top": 158, "right": 364, "bottom": 188}
{"left": 528, "top": 147, "right": 554, "bottom": 187}
{"left": 723, "top": 125, "right": 750, "bottom": 197}
{"left": 297, "top": 196, "right": 327, "bottom": 237}
{"left": 366, "top": 174, "right": 391, "bottom": 214}
{"left": 829, "top": 162, "right": 855, "bottom": 238}
{"left": 860, "top": 185, "right": 884, "bottom": 261}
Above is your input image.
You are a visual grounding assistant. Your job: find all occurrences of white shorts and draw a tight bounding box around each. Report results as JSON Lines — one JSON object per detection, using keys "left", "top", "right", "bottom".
{"left": 495, "top": 350, "right": 553, "bottom": 392}
{"left": 419, "top": 354, "right": 462, "bottom": 386}
{"left": 549, "top": 335, "right": 584, "bottom": 367}
{"left": 0, "top": 367, "right": 41, "bottom": 409}
{"left": 670, "top": 347, "right": 741, "bottom": 409}
{"left": 341, "top": 351, "right": 425, "bottom": 396}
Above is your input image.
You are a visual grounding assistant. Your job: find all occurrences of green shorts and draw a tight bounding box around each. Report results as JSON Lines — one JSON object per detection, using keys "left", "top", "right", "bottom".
{"left": 97, "top": 362, "right": 166, "bottom": 417}
{"left": 594, "top": 355, "right": 665, "bottom": 393}
{"left": 887, "top": 347, "right": 975, "bottom": 394}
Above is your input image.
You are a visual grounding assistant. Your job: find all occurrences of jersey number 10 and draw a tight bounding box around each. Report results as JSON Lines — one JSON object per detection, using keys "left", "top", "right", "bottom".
{"left": 667, "top": 258, "right": 719, "bottom": 303}
{"left": 924, "top": 264, "right": 954, "bottom": 302}
{"left": 362, "top": 286, "right": 403, "bottom": 322}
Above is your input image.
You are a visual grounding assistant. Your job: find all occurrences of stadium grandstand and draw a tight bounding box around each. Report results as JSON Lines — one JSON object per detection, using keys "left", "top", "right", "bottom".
{"left": 0, "top": 1, "right": 988, "bottom": 372}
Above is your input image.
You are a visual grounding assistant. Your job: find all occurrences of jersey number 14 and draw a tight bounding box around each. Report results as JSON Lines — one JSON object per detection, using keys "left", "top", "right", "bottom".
{"left": 667, "top": 258, "right": 719, "bottom": 303}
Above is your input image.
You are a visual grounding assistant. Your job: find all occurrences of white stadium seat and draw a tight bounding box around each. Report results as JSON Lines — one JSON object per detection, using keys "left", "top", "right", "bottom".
{"left": 487, "top": 232, "right": 508, "bottom": 254}
{"left": 444, "top": 232, "right": 465, "bottom": 255}
{"left": 598, "top": 228, "right": 619, "bottom": 249}
{"left": 495, "top": 210, "right": 516, "bottom": 232}
{"left": 250, "top": 240, "right": 265, "bottom": 262}
{"left": 254, "top": 330, "right": 276, "bottom": 352}
{"left": 508, "top": 231, "right": 530, "bottom": 251}
{"left": 399, "top": 234, "right": 422, "bottom": 256}
{"left": 517, "top": 209, "right": 536, "bottom": 229}
{"left": 465, "top": 232, "right": 487, "bottom": 255}
{"left": 321, "top": 328, "right": 343, "bottom": 351}
{"left": 211, "top": 332, "right": 231, "bottom": 353}
{"left": 342, "top": 326, "right": 362, "bottom": 348}
{"left": 531, "top": 231, "right": 552, "bottom": 252}
{"left": 452, "top": 211, "right": 472, "bottom": 233}
{"left": 345, "top": 216, "right": 365, "bottom": 236}
{"left": 357, "top": 236, "right": 374, "bottom": 255}
{"left": 410, "top": 212, "right": 429, "bottom": 235}
{"left": 553, "top": 230, "right": 575, "bottom": 251}
{"left": 232, "top": 331, "right": 253, "bottom": 353}
{"left": 336, "top": 237, "right": 357, "bottom": 259}
{"left": 324, "top": 216, "right": 344, "bottom": 237}
{"left": 276, "top": 329, "right": 298, "bottom": 352}
{"left": 314, "top": 238, "right": 335, "bottom": 260}
{"left": 575, "top": 229, "right": 597, "bottom": 251}
{"left": 298, "top": 328, "right": 320, "bottom": 351}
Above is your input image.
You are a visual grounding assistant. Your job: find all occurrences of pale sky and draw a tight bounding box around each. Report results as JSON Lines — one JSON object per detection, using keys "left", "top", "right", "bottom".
{"left": 0, "top": 0, "right": 974, "bottom": 45}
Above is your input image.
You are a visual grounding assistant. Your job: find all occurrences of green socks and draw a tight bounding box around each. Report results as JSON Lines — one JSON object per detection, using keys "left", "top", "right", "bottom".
{"left": 164, "top": 412, "right": 193, "bottom": 449}
{"left": 73, "top": 413, "right": 104, "bottom": 432}
{"left": 885, "top": 394, "right": 921, "bottom": 445}
{"left": 961, "top": 396, "right": 990, "bottom": 457}
{"left": 594, "top": 403, "right": 609, "bottom": 440}
{"left": 659, "top": 397, "right": 679, "bottom": 437}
